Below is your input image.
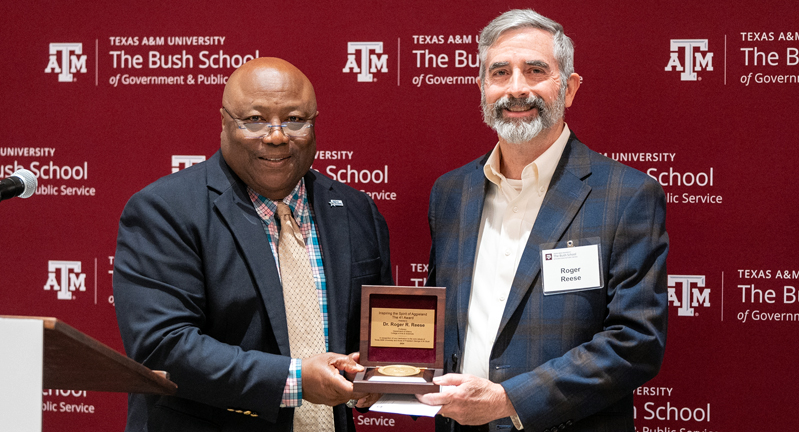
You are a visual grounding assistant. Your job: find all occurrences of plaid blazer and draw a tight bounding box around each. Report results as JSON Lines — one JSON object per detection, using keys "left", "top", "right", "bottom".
{"left": 427, "top": 133, "right": 669, "bottom": 432}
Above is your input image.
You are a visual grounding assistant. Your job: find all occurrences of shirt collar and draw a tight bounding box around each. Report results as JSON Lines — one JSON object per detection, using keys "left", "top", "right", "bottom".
{"left": 484, "top": 123, "right": 571, "bottom": 193}
{"left": 248, "top": 178, "right": 310, "bottom": 226}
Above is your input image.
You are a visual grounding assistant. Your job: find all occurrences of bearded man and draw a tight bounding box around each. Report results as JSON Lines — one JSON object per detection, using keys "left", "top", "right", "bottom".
{"left": 417, "top": 9, "right": 669, "bottom": 432}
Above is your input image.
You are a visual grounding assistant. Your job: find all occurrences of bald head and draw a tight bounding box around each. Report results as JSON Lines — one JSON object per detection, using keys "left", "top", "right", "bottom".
{"left": 223, "top": 57, "right": 317, "bottom": 114}
{"left": 220, "top": 57, "right": 319, "bottom": 200}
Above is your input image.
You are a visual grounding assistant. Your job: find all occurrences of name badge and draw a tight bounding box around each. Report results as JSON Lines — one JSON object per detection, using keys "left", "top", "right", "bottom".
{"left": 541, "top": 243, "right": 602, "bottom": 295}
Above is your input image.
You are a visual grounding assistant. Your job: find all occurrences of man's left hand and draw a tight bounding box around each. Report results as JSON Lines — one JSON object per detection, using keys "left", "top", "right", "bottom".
{"left": 416, "top": 373, "right": 516, "bottom": 425}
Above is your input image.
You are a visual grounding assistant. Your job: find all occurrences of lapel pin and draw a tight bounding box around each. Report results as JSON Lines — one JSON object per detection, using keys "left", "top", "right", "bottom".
{"left": 329, "top": 199, "right": 344, "bottom": 207}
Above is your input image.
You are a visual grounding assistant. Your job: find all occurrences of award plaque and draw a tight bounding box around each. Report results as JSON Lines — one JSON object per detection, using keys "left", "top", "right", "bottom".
{"left": 352, "top": 285, "right": 445, "bottom": 394}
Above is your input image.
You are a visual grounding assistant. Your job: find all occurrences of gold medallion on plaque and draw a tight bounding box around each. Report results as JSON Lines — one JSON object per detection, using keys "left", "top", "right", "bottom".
{"left": 377, "top": 365, "right": 421, "bottom": 377}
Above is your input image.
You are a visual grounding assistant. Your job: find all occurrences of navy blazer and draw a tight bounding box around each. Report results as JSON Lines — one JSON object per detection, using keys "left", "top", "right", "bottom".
{"left": 427, "top": 133, "right": 669, "bottom": 432}
{"left": 113, "top": 151, "right": 392, "bottom": 432}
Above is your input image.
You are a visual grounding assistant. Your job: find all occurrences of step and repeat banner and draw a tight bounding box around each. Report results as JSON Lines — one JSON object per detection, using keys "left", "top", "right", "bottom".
{"left": 2, "top": 1, "right": 797, "bottom": 431}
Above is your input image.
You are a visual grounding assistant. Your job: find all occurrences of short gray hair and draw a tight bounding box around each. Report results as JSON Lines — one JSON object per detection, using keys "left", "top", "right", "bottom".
{"left": 478, "top": 9, "right": 574, "bottom": 86}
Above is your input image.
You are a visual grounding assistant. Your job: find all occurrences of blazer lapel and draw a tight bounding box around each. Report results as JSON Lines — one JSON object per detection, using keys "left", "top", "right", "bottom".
{"left": 456, "top": 158, "right": 489, "bottom": 350}
{"left": 495, "top": 137, "right": 593, "bottom": 338}
{"left": 207, "top": 153, "right": 291, "bottom": 356}
{"left": 305, "top": 171, "right": 351, "bottom": 354}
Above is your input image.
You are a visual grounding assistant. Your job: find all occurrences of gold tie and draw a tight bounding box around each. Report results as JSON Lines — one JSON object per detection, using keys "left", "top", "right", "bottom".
{"left": 276, "top": 202, "right": 334, "bottom": 432}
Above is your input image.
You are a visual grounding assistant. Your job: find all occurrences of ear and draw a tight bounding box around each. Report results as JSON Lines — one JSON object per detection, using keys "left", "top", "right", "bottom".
{"left": 564, "top": 73, "right": 580, "bottom": 108}
{"left": 220, "top": 108, "right": 226, "bottom": 129}
{"left": 476, "top": 77, "right": 482, "bottom": 92}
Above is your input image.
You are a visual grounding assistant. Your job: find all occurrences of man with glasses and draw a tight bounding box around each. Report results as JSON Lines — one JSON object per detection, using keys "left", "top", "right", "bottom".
{"left": 418, "top": 9, "right": 668, "bottom": 432}
{"left": 113, "top": 57, "right": 391, "bottom": 432}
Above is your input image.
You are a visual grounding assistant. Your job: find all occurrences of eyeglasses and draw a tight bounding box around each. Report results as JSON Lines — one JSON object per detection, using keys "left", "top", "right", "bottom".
{"left": 222, "top": 106, "right": 315, "bottom": 138}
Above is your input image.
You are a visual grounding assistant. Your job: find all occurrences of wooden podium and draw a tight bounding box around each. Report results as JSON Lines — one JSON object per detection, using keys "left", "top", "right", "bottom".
{"left": 0, "top": 316, "right": 177, "bottom": 432}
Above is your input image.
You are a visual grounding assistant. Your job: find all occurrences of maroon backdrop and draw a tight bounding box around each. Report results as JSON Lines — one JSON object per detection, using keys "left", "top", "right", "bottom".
{"left": 2, "top": 1, "right": 798, "bottom": 431}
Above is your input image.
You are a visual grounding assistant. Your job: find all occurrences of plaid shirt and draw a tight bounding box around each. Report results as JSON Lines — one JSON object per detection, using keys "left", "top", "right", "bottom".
{"left": 248, "top": 179, "right": 328, "bottom": 408}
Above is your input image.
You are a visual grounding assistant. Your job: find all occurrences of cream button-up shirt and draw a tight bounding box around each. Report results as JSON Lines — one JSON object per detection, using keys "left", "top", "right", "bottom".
{"left": 462, "top": 124, "right": 571, "bottom": 379}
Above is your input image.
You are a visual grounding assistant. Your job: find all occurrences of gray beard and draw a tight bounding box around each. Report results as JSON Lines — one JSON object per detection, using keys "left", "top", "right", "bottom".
{"left": 481, "top": 90, "right": 565, "bottom": 144}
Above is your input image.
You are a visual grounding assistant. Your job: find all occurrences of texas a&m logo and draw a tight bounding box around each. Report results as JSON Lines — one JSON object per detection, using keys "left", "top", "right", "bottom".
{"left": 44, "top": 43, "right": 87, "bottom": 82}
{"left": 171, "top": 155, "right": 206, "bottom": 173}
{"left": 43, "top": 260, "right": 86, "bottom": 300}
{"left": 665, "top": 39, "right": 713, "bottom": 81}
{"left": 668, "top": 274, "right": 711, "bottom": 316}
{"left": 342, "top": 42, "right": 388, "bottom": 82}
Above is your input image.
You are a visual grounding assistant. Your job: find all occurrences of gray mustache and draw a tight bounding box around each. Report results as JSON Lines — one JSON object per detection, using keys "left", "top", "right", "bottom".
{"left": 493, "top": 95, "right": 546, "bottom": 116}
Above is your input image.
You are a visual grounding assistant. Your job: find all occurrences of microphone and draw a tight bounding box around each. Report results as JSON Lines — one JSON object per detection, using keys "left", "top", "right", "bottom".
{"left": 0, "top": 169, "right": 38, "bottom": 202}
